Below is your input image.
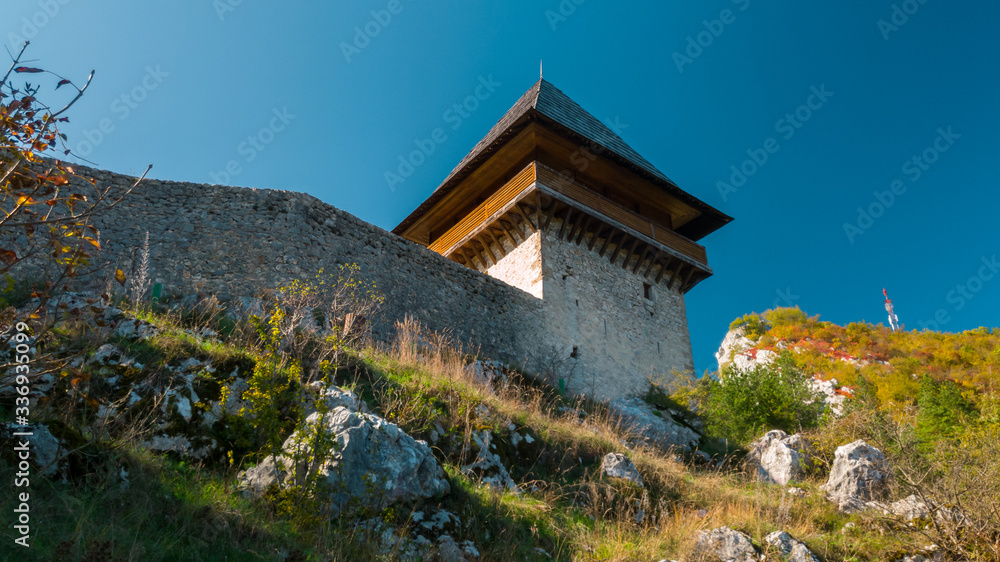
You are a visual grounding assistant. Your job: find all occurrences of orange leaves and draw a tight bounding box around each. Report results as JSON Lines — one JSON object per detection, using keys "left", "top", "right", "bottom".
{"left": 114, "top": 269, "right": 127, "bottom": 286}
{"left": 0, "top": 249, "right": 17, "bottom": 265}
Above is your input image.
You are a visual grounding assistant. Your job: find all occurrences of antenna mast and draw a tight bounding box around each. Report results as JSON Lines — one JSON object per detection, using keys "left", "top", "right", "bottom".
{"left": 883, "top": 288, "right": 900, "bottom": 332}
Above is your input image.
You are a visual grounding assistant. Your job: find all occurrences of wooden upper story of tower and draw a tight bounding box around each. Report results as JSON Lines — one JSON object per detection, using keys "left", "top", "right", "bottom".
{"left": 392, "top": 79, "right": 732, "bottom": 293}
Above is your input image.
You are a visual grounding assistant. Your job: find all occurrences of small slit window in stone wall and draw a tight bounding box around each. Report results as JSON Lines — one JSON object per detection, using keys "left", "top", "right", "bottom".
{"left": 643, "top": 282, "right": 652, "bottom": 301}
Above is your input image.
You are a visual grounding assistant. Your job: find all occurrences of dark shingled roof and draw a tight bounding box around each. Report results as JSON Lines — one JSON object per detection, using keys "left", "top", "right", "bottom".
{"left": 393, "top": 79, "right": 732, "bottom": 240}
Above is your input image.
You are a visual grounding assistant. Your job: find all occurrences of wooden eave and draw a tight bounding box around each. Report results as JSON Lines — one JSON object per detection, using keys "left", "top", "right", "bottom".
{"left": 429, "top": 162, "right": 714, "bottom": 294}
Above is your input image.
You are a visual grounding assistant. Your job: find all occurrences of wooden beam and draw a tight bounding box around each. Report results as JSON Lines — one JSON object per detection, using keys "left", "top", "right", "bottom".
{"left": 669, "top": 263, "right": 686, "bottom": 291}
{"left": 461, "top": 247, "right": 484, "bottom": 271}
{"left": 574, "top": 215, "right": 593, "bottom": 245}
{"left": 598, "top": 230, "right": 617, "bottom": 258}
{"left": 496, "top": 216, "right": 521, "bottom": 246}
{"left": 608, "top": 234, "right": 625, "bottom": 265}
{"left": 643, "top": 250, "right": 660, "bottom": 278}
{"left": 557, "top": 206, "right": 574, "bottom": 239}
{"left": 485, "top": 228, "right": 507, "bottom": 261}
{"left": 632, "top": 245, "right": 650, "bottom": 274}
{"left": 588, "top": 224, "right": 605, "bottom": 252}
{"left": 679, "top": 267, "right": 697, "bottom": 293}
{"left": 513, "top": 203, "right": 537, "bottom": 232}
{"left": 655, "top": 255, "right": 674, "bottom": 284}
{"left": 621, "top": 238, "right": 641, "bottom": 270}
{"left": 541, "top": 199, "right": 558, "bottom": 232}
{"left": 472, "top": 236, "right": 496, "bottom": 267}
{"left": 535, "top": 192, "right": 543, "bottom": 231}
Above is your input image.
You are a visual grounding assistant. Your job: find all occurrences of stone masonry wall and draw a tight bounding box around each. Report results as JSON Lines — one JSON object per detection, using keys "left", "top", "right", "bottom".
{"left": 537, "top": 225, "right": 694, "bottom": 400}
{"left": 52, "top": 165, "right": 541, "bottom": 364}
{"left": 483, "top": 222, "right": 694, "bottom": 400}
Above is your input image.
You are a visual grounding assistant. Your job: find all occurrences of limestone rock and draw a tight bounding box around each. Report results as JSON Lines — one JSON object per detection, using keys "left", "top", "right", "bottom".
{"left": 881, "top": 494, "right": 966, "bottom": 526}
{"left": 600, "top": 452, "right": 643, "bottom": 486}
{"left": 112, "top": 317, "right": 159, "bottom": 341}
{"left": 693, "top": 526, "right": 758, "bottom": 562}
{"left": 821, "top": 440, "right": 890, "bottom": 512}
{"left": 239, "top": 407, "right": 449, "bottom": 515}
{"left": 764, "top": 530, "right": 819, "bottom": 562}
{"left": 461, "top": 430, "right": 520, "bottom": 493}
{"left": 609, "top": 397, "right": 699, "bottom": 452}
{"left": 747, "top": 430, "right": 811, "bottom": 486}
{"left": 303, "top": 380, "right": 370, "bottom": 416}
{"left": 715, "top": 326, "right": 757, "bottom": 371}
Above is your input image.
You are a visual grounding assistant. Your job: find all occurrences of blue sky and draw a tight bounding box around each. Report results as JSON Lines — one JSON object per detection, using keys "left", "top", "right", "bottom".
{"left": 9, "top": 1, "right": 999, "bottom": 374}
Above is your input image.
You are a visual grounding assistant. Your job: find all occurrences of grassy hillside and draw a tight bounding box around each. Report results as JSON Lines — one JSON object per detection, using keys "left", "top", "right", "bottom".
{"left": 2, "top": 299, "right": 998, "bottom": 560}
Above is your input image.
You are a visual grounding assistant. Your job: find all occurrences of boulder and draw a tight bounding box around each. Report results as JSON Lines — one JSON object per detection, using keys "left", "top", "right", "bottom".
{"left": 821, "top": 440, "right": 890, "bottom": 512}
{"left": 239, "top": 407, "right": 449, "bottom": 515}
{"left": 764, "top": 530, "right": 819, "bottom": 562}
{"left": 303, "top": 381, "right": 370, "bottom": 416}
{"left": 609, "top": 397, "right": 699, "bottom": 452}
{"left": 880, "top": 494, "right": 966, "bottom": 526}
{"left": 693, "top": 526, "right": 758, "bottom": 562}
{"left": 600, "top": 453, "right": 643, "bottom": 487}
{"left": 747, "top": 430, "right": 811, "bottom": 485}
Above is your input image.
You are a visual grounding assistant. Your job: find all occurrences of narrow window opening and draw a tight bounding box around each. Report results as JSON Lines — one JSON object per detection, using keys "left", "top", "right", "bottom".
{"left": 643, "top": 282, "right": 652, "bottom": 300}
{"left": 570, "top": 346, "right": 579, "bottom": 359}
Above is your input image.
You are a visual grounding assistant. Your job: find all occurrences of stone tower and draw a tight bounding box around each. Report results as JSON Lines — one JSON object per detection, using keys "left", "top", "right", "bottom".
{"left": 394, "top": 79, "right": 731, "bottom": 399}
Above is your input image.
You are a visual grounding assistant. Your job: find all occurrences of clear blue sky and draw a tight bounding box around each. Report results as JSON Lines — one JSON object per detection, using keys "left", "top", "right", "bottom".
{"left": 10, "top": 1, "right": 999, "bottom": 374}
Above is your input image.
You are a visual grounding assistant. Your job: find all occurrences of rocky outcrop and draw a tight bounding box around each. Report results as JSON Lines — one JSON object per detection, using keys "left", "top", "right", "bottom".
{"left": 693, "top": 526, "right": 758, "bottom": 562}
{"left": 821, "top": 440, "right": 890, "bottom": 512}
{"left": 609, "top": 397, "right": 699, "bottom": 452}
{"left": 239, "top": 407, "right": 449, "bottom": 515}
{"left": 747, "top": 430, "right": 811, "bottom": 486}
{"left": 715, "top": 326, "right": 758, "bottom": 371}
{"left": 600, "top": 453, "right": 643, "bottom": 487}
{"left": 764, "top": 530, "right": 819, "bottom": 562}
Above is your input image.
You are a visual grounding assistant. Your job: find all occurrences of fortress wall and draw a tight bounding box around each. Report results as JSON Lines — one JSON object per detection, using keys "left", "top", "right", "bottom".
{"left": 68, "top": 166, "right": 541, "bottom": 363}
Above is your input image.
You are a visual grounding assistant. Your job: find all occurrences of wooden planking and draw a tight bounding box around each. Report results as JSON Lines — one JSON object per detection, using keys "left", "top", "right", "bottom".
{"left": 536, "top": 164, "right": 708, "bottom": 266}
{"left": 428, "top": 163, "right": 537, "bottom": 254}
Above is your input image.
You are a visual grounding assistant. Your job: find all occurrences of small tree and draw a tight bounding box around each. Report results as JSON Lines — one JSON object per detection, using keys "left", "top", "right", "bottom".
{"left": 703, "top": 352, "right": 824, "bottom": 445}
{"left": 0, "top": 42, "right": 150, "bottom": 315}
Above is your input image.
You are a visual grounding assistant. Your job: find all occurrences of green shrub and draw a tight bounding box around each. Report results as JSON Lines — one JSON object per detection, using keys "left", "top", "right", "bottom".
{"left": 728, "top": 313, "right": 769, "bottom": 340}
{"left": 916, "top": 375, "right": 976, "bottom": 444}
{"left": 703, "top": 352, "right": 824, "bottom": 445}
